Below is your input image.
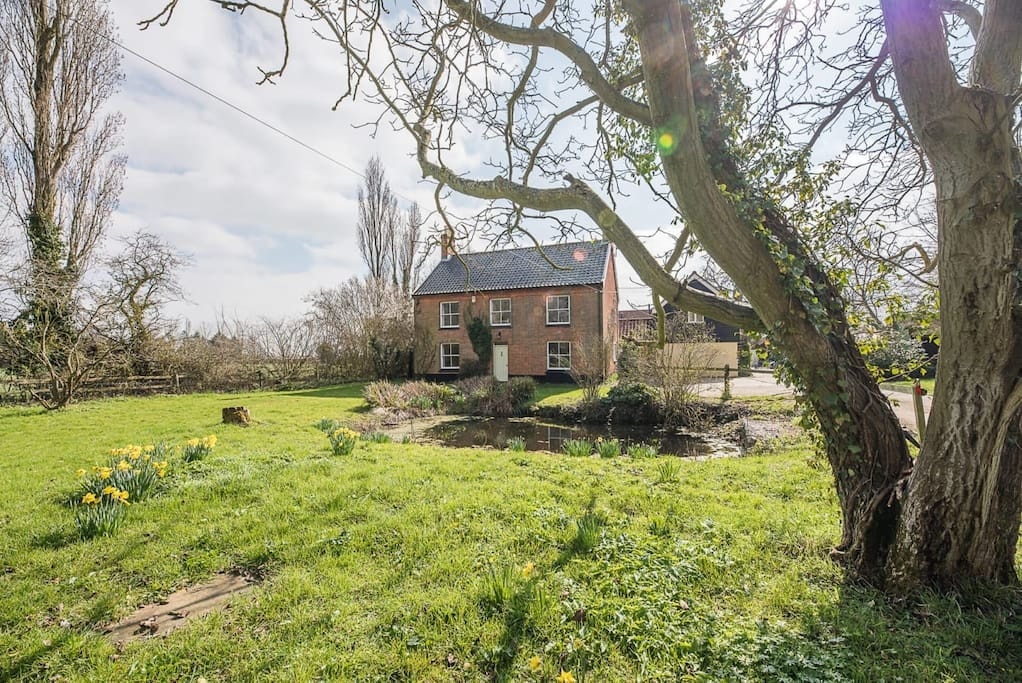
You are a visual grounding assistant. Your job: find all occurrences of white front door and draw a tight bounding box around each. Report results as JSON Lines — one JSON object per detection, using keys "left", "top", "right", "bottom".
{"left": 493, "top": 344, "right": 509, "bottom": 382}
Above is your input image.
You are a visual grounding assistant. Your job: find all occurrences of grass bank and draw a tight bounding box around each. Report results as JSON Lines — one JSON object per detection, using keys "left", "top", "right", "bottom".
{"left": 0, "top": 386, "right": 1018, "bottom": 681}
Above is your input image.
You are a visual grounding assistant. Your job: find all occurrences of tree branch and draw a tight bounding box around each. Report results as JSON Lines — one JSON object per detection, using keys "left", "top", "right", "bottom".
{"left": 442, "top": 0, "right": 650, "bottom": 124}
{"left": 414, "top": 125, "right": 764, "bottom": 332}
{"left": 971, "top": 0, "right": 1022, "bottom": 94}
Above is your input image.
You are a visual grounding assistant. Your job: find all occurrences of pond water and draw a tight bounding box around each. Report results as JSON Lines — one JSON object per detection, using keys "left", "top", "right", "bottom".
{"left": 422, "top": 417, "right": 738, "bottom": 458}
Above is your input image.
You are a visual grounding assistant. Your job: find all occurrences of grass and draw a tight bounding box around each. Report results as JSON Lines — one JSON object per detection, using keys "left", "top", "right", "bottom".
{"left": 1, "top": 385, "right": 1020, "bottom": 681}
{"left": 883, "top": 378, "right": 937, "bottom": 395}
{"left": 532, "top": 382, "right": 587, "bottom": 407}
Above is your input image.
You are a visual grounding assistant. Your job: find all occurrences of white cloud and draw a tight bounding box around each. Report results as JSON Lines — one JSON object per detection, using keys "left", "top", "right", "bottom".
{"left": 105, "top": 1, "right": 658, "bottom": 326}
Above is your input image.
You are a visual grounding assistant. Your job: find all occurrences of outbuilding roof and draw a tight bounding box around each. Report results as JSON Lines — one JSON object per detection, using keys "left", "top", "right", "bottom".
{"left": 413, "top": 240, "right": 612, "bottom": 296}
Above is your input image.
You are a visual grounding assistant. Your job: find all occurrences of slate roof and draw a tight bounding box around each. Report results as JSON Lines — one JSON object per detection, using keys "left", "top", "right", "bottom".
{"left": 413, "top": 241, "right": 612, "bottom": 296}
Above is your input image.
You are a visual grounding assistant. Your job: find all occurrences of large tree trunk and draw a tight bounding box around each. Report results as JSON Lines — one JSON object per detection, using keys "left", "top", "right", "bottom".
{"left": 624, "top": 0, "right": 916, "bottom": 585}
{"left": 881, "top": 0, "right": 1022, "bottom": 585}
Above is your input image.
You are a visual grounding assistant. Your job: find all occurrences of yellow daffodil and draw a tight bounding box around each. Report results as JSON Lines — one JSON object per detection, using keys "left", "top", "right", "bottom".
{"left": 81, "top": 492, "right": 98, "bottom": 505}
{"left": 97, "top": 467, "right": 113, "bottom": 480}
{"left": 186, "top": 438, "right": 200, "bottom": 448}
{"left": 116, "top": 460, "right": 131, "bottom": 471}
{"left": 114, "top": 490, "right": 130, "bottom": 505}
{"left": 101, "top": 485, "right": 117, "bottom": 496}
{"left": 556, "top": 671, "right": 576, "bottom": 683}
{"left": 528, "top": 655, "right": 542, "bottom": 672}
{"left": 203, "top": 435, "right": 217, "bottom": 447}
{"left": 522, "top": 562, "right": 536, "bottom": 578}
{"left": 76, "top": 469, "right": 86, "bottom": 477}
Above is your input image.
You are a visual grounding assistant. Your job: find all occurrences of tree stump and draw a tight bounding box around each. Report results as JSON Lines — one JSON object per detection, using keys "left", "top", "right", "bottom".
{"left": 222, "top": 406, "right": 251, "bottom": 426}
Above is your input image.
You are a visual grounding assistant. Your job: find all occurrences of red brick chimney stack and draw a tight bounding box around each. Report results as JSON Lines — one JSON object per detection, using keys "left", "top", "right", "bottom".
{"left": 440, "top": 230, "right": 453, "bottom": 260}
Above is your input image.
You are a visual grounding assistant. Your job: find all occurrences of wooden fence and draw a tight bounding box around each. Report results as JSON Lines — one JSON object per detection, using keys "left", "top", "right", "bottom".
{"left": 1, "top": 374, "right": 190, "bottom": 403}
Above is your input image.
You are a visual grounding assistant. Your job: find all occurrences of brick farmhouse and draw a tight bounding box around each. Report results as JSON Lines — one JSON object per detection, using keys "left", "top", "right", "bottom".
{"left": 412, "top": 241, "right": 619, "bottom": 381}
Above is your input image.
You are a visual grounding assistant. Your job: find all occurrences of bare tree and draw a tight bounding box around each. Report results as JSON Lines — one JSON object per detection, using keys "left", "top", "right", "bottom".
{"left": 620, "top": 322, "right": 717, "bottom": 428}
{"left": 306, "top": 276, "right": 413, "bottom": 380}
{"left": 392, "top": 202, "right": 428, "bottom": 295}
{"left": 568, "top": 334, "right": 611, "bottom": 406}
{"left": 148, "top": 1, "right": 1022, "bottom": 592}
{"left": 106, "top": 231, "right": 189, "bottom": 374}
{"left": 0, "top": 266, "right": 122, "bottom": 408}
{"left": 356, "top": 156, "right": 400, "bottom": 281}
{"left": 0, "top": 0, "right": 125, "bottom": 321}
{"left": 249, "top": 315, "right": 316, "bottom": 383}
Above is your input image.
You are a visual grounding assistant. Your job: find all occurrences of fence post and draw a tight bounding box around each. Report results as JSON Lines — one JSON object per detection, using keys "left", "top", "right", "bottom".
{"left": 174, "top": 373, "right": 180, "bottom": 393}
{"left": 722, "top": 364, "right": 732, "bottom": 401}
{"left": 912, "top": 379, "right": 927, "bottom": 444}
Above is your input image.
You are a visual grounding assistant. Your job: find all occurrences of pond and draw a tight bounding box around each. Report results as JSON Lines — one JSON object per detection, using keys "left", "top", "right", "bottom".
{"left": 421, "top": 417, "right": 739, "bottom": 458}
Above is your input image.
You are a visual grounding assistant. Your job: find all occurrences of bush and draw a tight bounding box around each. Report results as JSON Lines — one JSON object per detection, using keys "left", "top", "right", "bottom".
{"left": 454, "top": 377, "right": 535, "bottom": 417}
{"left": 363, "top": 380, "right": 456, "bottom": 415}
{"left": 508, "top": 376, "right": 536, "bottom": 405}
{"left": 862, "top": 330, "right": 928, "bottom": 379}
{"left": 605, "top": 382, "right": 661, "bottom": 424}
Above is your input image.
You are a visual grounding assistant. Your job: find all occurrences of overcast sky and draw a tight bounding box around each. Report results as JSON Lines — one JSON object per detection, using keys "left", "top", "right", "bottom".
{"left": 103, "top": 1, "right": 669, "bottom": 329}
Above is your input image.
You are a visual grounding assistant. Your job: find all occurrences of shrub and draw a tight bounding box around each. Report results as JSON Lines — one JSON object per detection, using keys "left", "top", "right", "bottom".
{"left": 605, "top": 382, "right": 660, "bottom": 424}
{"left": 508, "top": 376, "right": 536, "bottom": 405}
{"left": 861, "top": 329, "right": 928, "bottom": 379}
{"left": 455, "top": 377, "right": 535, "bottom": 417}
{"left": 363, "top": 380, "right": 456, "bottom": 415}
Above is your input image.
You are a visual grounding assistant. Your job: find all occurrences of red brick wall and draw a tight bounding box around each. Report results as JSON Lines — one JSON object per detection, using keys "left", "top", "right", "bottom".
{"left": 603, "top": 253, "right": 619, "bottom": 374}
{"left": 413, "top": 278, "right": 617, "bottom": 377}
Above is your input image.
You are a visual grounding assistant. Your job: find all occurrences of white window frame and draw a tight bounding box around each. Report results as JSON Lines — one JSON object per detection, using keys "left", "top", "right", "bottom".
{"left": 440, "top": 301, "right": 460, "bottom": 329}
{"left": 546, "top": 295, "right": 571, "bottom": 325}
{"left": 686, "top": 311, "right": 705, "bottom": 324}
{"left": 440, "top": 343, "right": 460, "bottom": 370}
{"left": 547, "top": 341, "right": 571, "bottom": 370}
{"left": 490, "top": 298, "right": 511, "bottom": 326}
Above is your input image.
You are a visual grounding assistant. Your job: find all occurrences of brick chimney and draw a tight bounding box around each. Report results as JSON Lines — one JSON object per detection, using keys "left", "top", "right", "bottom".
{"left": 440, "top": 229, "right": 453, "bottom": 260}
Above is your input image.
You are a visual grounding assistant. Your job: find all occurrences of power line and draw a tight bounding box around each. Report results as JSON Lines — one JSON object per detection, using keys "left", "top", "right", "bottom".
{"left": 45, "top": 2, "right": 670, "bottom": 296}
{"left": 51, "top": 2, "right": 406, "bottom": 198}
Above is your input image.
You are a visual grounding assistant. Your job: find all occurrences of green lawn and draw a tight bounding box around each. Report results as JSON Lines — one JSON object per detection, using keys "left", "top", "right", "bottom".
{"left": 1, "top": 386, "right": 1019, "bottom": 681}
{"left": 882, "top": 378, "right": 937, "bottom": 395}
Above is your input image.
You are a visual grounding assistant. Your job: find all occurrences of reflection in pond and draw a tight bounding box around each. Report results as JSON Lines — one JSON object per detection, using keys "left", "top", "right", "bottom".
{"left": 424, "top": 417, "right": 733, "bottom": 457}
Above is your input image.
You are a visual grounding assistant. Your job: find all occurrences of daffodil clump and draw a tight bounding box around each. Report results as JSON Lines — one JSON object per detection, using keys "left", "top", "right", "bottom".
{"left": 595, "top": 437, "right": 621, "bottom": 458}
{"left": 182, "top": 434, "right": 217, "bottom": 462}
{"left": 328, "top": 427, "right": 359, "bottom": 455}
{"left": 78, "top": 443, "right": 170, "bottom": 504}
{"left": 73, "top": 483, "right": 131, "bottom": 539}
